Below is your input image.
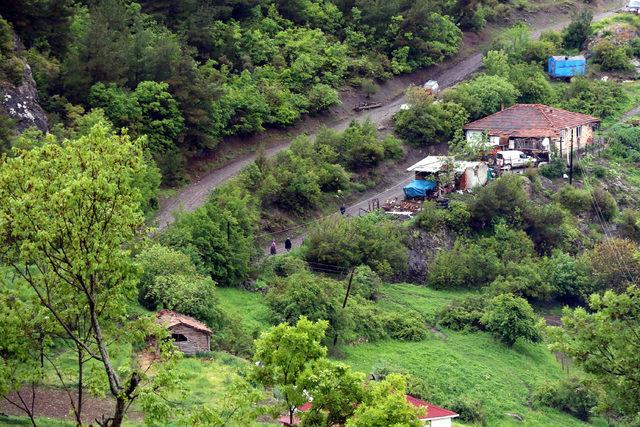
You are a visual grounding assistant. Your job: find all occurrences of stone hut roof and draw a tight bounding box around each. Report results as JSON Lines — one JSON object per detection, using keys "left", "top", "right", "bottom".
{"left": 156, "top": 309, "right": 212, "bottom": 334}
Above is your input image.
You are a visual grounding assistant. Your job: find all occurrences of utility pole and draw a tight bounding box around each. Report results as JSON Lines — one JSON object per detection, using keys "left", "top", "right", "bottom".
{"left": 569, "top": 136, "right": 574, "bottom": 186}
{"left": 333, "top": 269, "right": 355, "bottom": 347}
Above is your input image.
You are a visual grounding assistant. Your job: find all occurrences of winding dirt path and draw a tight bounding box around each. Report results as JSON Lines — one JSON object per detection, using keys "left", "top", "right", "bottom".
{"left": 155, "top": 1, "right": 624, "bottom": 230}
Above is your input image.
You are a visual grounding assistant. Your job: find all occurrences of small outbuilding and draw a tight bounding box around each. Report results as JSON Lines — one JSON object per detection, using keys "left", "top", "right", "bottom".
{"left": 406, "top": 156, "right": 489, "bottom": 194}
{"left": 548, "top": 55, "right": 586, "bottom": 79}
{"left": 156, "top": 309, "right": 212, "bottom": 355}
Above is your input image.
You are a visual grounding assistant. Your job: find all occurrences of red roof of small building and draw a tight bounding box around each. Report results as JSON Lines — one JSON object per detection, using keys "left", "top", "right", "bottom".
{"left": 277, "top": 395, "right": 458, "bottom": 425}
{"left": 463, "top": 104, "right": 600, "bottom": 138}
{"left": 156, "top": 309, "right": 212, "bottom": 334}
{"left": 406, "top": 395, "right": 459, "bottom": 420}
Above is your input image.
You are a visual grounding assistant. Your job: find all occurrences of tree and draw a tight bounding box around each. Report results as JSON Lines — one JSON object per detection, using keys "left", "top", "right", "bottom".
{"left": 549, "top": 286, "right": 640, "bottom": 419}
{"left": 481, "top": 293, "right": 541, "bottom": 346}
{"left": 483, "top": 50, "right": 509, "bottom": 77}
{"left": 346, "top": 374, "right": 421, "bottom": 427}
{"left": 443, "top": 74, "right": 519, "bottom": 120}
{"left": 252, "top": 317, "right": 328, "bottom": 426}
{"left": 562, "top": 10, "right": 592, "bottom": 50}
{"left": 299, "top": 359, "right": 365, "bottom": 426}
{"left": 0, "top": 123, "right": 177, "bottom": 426}
{"left": 577, "top": 238, "right": 640, "bottom": 296}
{"left": 592, "top": 40, "right": 632, "bottom": 72}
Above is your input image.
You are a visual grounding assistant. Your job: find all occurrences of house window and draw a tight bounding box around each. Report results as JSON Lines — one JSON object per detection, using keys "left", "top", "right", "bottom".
{"left": 576, "top": 126, "right": 582, "bottom": 138}
{"left": 171, "top": 333, "right": 188, "bottom": 342}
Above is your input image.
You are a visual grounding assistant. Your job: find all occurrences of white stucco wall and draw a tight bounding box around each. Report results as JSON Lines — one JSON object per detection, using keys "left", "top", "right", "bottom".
{"left": 428, "top": 418, "right": 453, "bottom": 427}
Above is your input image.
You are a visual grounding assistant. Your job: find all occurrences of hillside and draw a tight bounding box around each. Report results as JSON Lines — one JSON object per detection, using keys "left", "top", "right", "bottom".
{"left": 2, "top": 1, "right": 640, "bottom": 427}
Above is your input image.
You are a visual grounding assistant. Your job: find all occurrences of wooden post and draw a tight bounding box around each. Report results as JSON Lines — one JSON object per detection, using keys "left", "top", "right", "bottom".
{"left": 569, "top": 136, "right": 574, "bottom": 186}
{"left": 333, "top": 269, "right": 355, "bottom": 346}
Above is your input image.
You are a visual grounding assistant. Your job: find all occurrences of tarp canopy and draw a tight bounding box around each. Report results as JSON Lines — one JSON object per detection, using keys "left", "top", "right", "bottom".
{"left": 629, "top": 0, "right": 640, "bottom": 8}
{"left": 404, "top": 179, "right": 437, "bottom": 198}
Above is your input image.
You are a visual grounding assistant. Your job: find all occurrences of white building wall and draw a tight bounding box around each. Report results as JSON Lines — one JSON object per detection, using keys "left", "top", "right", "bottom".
{"left": 429, "top": 418, "right": 453, "bottom": 427}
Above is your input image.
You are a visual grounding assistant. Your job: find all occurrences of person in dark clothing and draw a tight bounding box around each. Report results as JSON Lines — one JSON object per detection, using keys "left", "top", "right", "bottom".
{"left": 270, "top": 240, "right": 277, "bottom": 255}
{"left": 284, "top": 238, "right": 292, "bottom": 252}
{"left": 340, "top": 204, "right": 346, "bottom": 215}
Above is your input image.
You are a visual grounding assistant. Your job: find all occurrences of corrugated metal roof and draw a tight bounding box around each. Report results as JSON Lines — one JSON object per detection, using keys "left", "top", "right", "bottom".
{"left": 406, "top": 156, "right": 484, "bottom": 173}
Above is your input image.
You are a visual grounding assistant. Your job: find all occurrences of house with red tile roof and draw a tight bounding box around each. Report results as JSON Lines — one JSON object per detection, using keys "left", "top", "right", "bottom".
{"left": 463, "top": 104, "right": 600, "bottom": 162}
{"left": 278, "top": 395, "right": 459, "bottom": 427}
{"left": 156, "top": 309, "right": 212, "bottom": 355}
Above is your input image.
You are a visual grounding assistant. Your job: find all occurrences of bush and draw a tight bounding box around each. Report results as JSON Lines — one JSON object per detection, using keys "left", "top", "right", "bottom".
{"left": 146, "top": 274, "right": 224, "bottom": 327}
{"left": 563, "top": 10, "right": 593, "bottom": 50}
{"left": 560, "top": 78, "right": 627, "bottom": 119}
{"left": 382, "top": 312, "right": 428, "bottom": 341}
{"left": 136, "top": 244, "right": 198, "bottom": 309}
{"left": 489, "top": 260, "right": 552, "bottom": 301}
{"left": 592, "top": 40, "right": 632, "bottom": 72}
{"left": 446, "top": 397, "right": 487, "bottom": 424}
{"left": 555, "top": 185, "right": 592, "bottom": 214}
{"left": 591, "top": 186, "right": 616, "bottom": 221}
{"left": 443, "top": 200, "right": 471, "bottom": 235}
{"left": 578, "top": 238, "right": 640, "bottom": 295}
{"left": 351, "top": 265, "right": 382, "bottom": 301}
{"left": 540, "top": 157, "right": 566, "bottom": 179}
{"left": 619, "top": 209, "right": 640, "bottom": 241}
{"left": 543, "top": 251, "right": 582, "bottom": 301}
{"left": 443, "top": 74, "right": 519, "bottom": 121}
{"left": 470, "top": 174, "right": 527, "bottom": 230}
{"left": 346, "top": 303, "right": 388, "bottom": 342}
{"left": 304, "top": 213, "right": 407, "bottom": 278}
{"left": 415, "top": 201, "right": 446, "bottom": 231}
{"left": 428, "top": 240, "right": 501, "bottom": 289}
{"left": 393, "top": 92, "right": 468, "bottom": 145}
{"left": 382, "top": 135, "right": 404, "bottom": 161}
{"left": 437, "top": 295, "right": 486, "bottom": 331}
{"left": 532, "top": 377, "right": 597, "bottom": 421}
{"left": 523, "top": 202, "right": 567, "bottom": 254}
{"left": 481, "top": 293, "right": 541, "bottom": 346}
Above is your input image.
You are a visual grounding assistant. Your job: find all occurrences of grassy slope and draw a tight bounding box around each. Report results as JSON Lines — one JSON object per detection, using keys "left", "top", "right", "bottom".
{"left": 212, "top": 284, "right": 592, "bottom": 426}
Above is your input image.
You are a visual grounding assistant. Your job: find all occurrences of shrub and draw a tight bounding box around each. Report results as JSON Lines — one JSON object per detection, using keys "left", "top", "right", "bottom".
{"left": 304, "top": 213, "right": 407, "bottom": 278}
{"left": 351, "top": 265, "right": 382, "bottom": 301}
{"left": 428, "top": 240, "right": 501, "bottom": 289}
{"left": 446, "top": 397, "right": 487, "bottom": 424}
{"left": 393, "top": 93, "right": 468, "bottom": 145}
{"left": 578, "top": 238, "right": 640, "bottom": 295}
{"left": 540, "top": 157, "right": 566, "bottom": 179}
{"left": 560, "top": 77, "right": 627, "bottom": 119}
{"left": 437, "top": 295, "right": 486, "bottom": 331}
{"left": 415, "top": 200, "right": 446, "bottom": 231}
{"left": 543, "top": 251, "right": 582, "bottom": 301}
{"left": 555, "top": 185, "right": 592, "bottom": 214}
{"left": 470, "top": 174, "right": 527, "bottom": 229}
{"left": 146, "top": 274, "right": 224, "bottom": 327}
{"left": 619, "top": 209, "right": 640, "bottom": 241}
{"left": 532, "top": 377, "right": 597, "bottom": 421}
{"left": 592, "top": 40, "right": 632, "bottom": 72}
{"left": 523, "top": 203, "right": 566, "bottom": 254}
{"left": 481, "top": 293, "right": 541, "bottom": 346}
{"left": 443, "top": 200, "right": 471, "bottom": 235}
{"left": 346, "top": 302, "right": 388, "bottom": 342}
{"left": 136, "top": 244, "right": 198, "bottom": 308}
{"left": 489, "top": 259, "right": 552, "bottom": 301}
{"left": 382, "top": 135, "right": 404, "bottom": 160}
{"left": 563, "top": 10, "right": 593, "bottom": 50}
{"left": 383, "top": 313, "right": 428, "bottom": 341}
{"left": 591, "top": 186, "right": 616, "bottom": 221}
{"left": 443, "top": 74, "right": 519, "bottom": 121}
{"left": 264, "top": 254, "right": 308, "bottom": 278}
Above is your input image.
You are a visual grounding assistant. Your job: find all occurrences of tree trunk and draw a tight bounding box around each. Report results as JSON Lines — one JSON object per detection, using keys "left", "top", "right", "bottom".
{"left": 111, "top": 396, "right": 127, "bottom": 427}
{"left": 76, "top": 346, "right": 83, "bottom": 426}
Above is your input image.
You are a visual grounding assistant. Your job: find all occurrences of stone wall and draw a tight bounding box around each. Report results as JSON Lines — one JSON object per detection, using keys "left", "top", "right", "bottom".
{"left": 168, "top": 324, "right": 210, "bottom": 355}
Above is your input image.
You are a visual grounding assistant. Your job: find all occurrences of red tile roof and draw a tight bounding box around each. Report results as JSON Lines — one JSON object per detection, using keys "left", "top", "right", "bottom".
{"left": 406, "top": 395, "right": 459, "bottom": 420}
{"left": 277, "top": 395, "right": 458, "bottom": 425}
{"left": 156, "top": 309, "right": 212, "bottom": 334}
{"left": 463, "top": 104, "right": 600, "bottom": 138}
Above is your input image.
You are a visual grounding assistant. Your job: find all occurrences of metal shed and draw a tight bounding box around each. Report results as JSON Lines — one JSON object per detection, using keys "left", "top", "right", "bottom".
{"left": 548, "top": 55, "right": 586, "bottom": 79}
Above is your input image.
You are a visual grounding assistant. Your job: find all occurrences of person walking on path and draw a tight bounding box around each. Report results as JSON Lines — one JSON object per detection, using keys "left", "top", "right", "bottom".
{"left": 284, "top": 237, "right": 292, "bottom": 252}
{"left": 340, "top": 204, "right": 346, "bottom": 215}
{"left": 270, "top": 240, "right": 277, "bottom": 255}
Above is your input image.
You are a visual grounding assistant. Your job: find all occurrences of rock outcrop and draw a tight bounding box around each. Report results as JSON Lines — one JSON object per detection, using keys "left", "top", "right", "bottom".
{"left": 0, "top": 33, "right": 48, "bottom": 133}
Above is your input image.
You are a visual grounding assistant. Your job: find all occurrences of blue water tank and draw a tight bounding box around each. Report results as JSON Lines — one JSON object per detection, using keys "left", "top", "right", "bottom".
{"left": 548, "top": 55, "right": 587, "bottom": 79}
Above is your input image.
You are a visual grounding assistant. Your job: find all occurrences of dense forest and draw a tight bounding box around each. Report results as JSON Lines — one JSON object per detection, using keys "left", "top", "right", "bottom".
{"left": 0, "top": 0, "right": 502, "bottom": 183}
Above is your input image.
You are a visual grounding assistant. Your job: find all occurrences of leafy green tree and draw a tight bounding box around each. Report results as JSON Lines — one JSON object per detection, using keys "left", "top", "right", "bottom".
{"left": 88, "top": 83, "right": 141, "bottom": 130}
{"left": 444, "top": 74, "right": 519, "bottom": 120}
{"left": 563, "top": 10, "right": 592, "bottom": 50}
{"left": 481, "top": 293, "right": 541, "bottom": 346}
{"left": 559, "top": 77, "right": 627, "bottom": 119}
{"left": 577, "top": 238, "right": 640, "bottom": 296}
{"left": 394, "top": 89, "right": 468, "bottom": 145}
{"left": 0, "top": 123, "right": 179, "bottom": 426}
{"left": 543, "top": 251, "right": 582, "bottom": 301}
{"left": 549, "top": 286, "right": 640, "bottom": 419}
{"left": 300, "top": 360, "right": 365, "bottom": 426}
{"left": 483, "top": 50, "right": 509, "bottom": 77}
{"left": 490, "top": 23, "right": 531, "bottom": 62}
{"left": 253, "top": 317, "right": 328, "bottom": 426}
{"left": 592, "top": 40, "right": 632, "bottom": 72}
{"left": 134, "top": 80, "right": 185, "bottom": 154}
{"left": 346, "top": 374, "right": 421, "bottom": 427}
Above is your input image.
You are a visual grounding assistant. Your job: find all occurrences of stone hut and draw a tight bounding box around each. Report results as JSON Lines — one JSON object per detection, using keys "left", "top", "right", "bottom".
{"left": 156, "top": 309, "right": 212, "bottom": 355}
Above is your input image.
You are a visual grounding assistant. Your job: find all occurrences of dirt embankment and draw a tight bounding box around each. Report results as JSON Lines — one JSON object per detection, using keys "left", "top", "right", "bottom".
{"left": 156, "top": 0, "right": 625, "bottom": 230}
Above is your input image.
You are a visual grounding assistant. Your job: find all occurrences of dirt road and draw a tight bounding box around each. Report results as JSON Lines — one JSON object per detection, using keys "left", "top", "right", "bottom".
{"left": 155, "top": 1, "right": 624, "bottom": 230}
